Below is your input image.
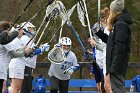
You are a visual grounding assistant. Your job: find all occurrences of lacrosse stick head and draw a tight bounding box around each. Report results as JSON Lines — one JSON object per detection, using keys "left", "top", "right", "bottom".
{"left": 48, "top": 46, "right": 66, "bottom": 64}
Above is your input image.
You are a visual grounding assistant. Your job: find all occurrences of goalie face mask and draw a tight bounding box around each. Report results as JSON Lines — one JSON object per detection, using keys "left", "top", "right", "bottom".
{"left": 62, "top": 45, "right": 71, "bottom": 54}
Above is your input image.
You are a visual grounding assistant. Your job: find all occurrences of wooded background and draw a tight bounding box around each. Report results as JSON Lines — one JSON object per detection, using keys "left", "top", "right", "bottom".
{"left": 0, "top": 0, "right": 140, "bottom": 79}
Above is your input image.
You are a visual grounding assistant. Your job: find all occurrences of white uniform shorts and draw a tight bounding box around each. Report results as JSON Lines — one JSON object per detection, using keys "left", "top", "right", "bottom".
{"left": 0, "top": 65, "right": 8, "bottom": 80}
{"left": 9, "top": 68, "right": 24, "bottom": 79}
{"left": 0, "top": 71, "right": 7, "bottom": 80}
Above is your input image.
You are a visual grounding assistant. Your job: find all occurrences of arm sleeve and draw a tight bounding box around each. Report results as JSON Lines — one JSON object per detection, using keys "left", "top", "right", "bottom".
{"left": 95, "top": 29, "right": 108, "bottom": 43}
{"left": 93, "top": 35, "right": 106, "bottom": 51}
{"left": 4, "top": 41, "right": 25, "bottom": 58}
{"left": 71, "top": 53, "right": 79, "bottom": 71}
{"left": 8, "top": 48, "right": 25, "bottom": 58}
{"left": 69, "top": 66, "right": 80, "bottom": 72}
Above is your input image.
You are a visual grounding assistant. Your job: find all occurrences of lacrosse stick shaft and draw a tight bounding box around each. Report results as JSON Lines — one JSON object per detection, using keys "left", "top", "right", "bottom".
{"left": 31, "top": 1, "right": 60, "bottom": 46}
{"left": 13, "top": 0, "right": 33, "bottom": 25}
{"left": 26, "top": 14, "right": 47, "bottom": 45}
{"left": 98, "top": 0, "right": 101, "bottom": 27}
{"left": 68, "top": 21, "right": 87, "bottom": 52}
{"left": 36, "top": 20, "right": 50, "bottom": 46}
{"left": 35, "top": 6, "right": 60, "bottom": 46}
{"left": 48, "top": 25, "right": 63, "bottom": 44}
{"left": 19, "top": 3, "right": 50, "bottom": 30}
{"left": 58, "top": 19, "right": 65, "bottom": 43}
{"left": 82, "top": 0, "right": 92, "bottom": 38}
{"left": 35, "top": 15, "right": 48, "bottom": 40}
{"left": 49, "top": 18, "right": 67, "bottom": 44}
{"left": 41, "top": 20, "right": 55, "bottom": 43}
{"left": 57, "top": 0, "right": 87, "bottom": 52}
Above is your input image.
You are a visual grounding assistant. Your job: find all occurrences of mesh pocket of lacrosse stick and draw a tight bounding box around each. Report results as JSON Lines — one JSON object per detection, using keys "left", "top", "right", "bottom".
{"left": 48, "top": 46, "right": 66, "bottom": 64}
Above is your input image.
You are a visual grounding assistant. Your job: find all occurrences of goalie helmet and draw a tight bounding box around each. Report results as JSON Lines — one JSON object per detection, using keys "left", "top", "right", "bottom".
{"left": 60, "top": 37, "right": 72, "bottom": 54}
{"left": 60, "top": 37, "right": 72, "bottom": 46}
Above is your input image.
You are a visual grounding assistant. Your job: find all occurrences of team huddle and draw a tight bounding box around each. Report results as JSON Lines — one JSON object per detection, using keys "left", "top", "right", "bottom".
{"left": 0, "top": 0, "right": 138, "bottom": 93}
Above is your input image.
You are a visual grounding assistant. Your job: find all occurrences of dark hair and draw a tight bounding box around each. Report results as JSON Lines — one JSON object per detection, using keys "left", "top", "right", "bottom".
{"left": 0, "top": 21, "right": 11, "bottom": 31}
{"left": 100, "top": 6, "right": 110, "bottom": 20}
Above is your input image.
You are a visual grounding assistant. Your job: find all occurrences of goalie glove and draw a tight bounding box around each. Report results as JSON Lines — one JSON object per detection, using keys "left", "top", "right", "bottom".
{"left": 64, "top": 66, "right": 79, "bottom": 75}
{"left": 34, "top": 43, "right": 50, "bottom": 55}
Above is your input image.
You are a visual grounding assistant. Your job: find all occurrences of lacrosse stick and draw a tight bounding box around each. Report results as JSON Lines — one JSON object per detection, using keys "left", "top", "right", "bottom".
{"left": 58, "top": 4, "right": 77, "bottom": 42}
{"left": 77, "top": 1, "right": 86, "bottom": 27}
{"left": 19, "top": 2, "right": 51, "bottom": 31}
{"left": 41, "top": 20, "right": 55, "bottom": 44}
{"left": 98, "top": 0, "right": 101, "bottom": 28}
{"left": 47, "top": 2, "right": 77, "bottom": 64}
{"left": 26, "top": 0, "right": 58, "bottom": 45}
{"left": 48, "top": 46, "right": 66, "bottom": 64}
{"left": 31, "top": 1, "right": 61, "bottom": 46}
{"left": 35, "top": 7, "right": 59, "bottom": 46}
{"left": 23, "top": 4, "right": 51, "bottom": 45}
{"left": 82, "top": 0, "right": 92, "bottom": 38}
{"left": 11, "top": 0, "right": 33, "bottom": 29}
{"left": 47, "top": 20, "right": 67, "bottom": 64}
{"left": 56, "top": 1, "right": 88, "bottom": 53}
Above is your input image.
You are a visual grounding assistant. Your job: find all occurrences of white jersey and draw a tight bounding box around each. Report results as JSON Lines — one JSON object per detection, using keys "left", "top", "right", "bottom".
{"left": 0, "top": 44, "right": 11, "bottom": 80}
{"left": 95, "top": 26, "right": 110, "bottom": 76}
{"left": 102, "top": 26, "right": 110, "bottom": 75}
{"left": 96, "top": 40, "right": 106, "bottom": 69}
{"left": 5, "top": 37, "right": 26, "bottom": 69}
{"left": 48, "top": 51, "right": 79, "bottom": 80}
{"left": 20, "top": 35, "right": 37, "bottom": 69}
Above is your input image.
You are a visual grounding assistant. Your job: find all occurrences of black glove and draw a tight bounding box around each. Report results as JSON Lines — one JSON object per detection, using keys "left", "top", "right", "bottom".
{"left": 45, "top": 16, "right": 50, "bottom": 22}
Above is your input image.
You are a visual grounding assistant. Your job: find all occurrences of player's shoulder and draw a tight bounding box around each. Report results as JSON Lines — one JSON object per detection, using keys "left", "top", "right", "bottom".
{"left": 69, "top": 51, "right": 76, "bottom": 56}
{"left": 20, "top": 35, "right": 30, "bottom": 41}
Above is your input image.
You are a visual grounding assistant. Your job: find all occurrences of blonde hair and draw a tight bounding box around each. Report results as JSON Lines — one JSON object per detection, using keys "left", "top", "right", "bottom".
{"left": 107, "top": 10, "right": 122, "bottom": 31}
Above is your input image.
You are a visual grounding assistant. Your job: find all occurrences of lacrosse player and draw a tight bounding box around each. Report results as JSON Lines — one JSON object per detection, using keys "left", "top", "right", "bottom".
{"left": 87, "top": 6, "right": 111, "bottom": 93}
{"left": 48, "top": 37, "right": 79, "bottom": 93}
{"left": 0, "top": 21, "right": 33, "bottom": 93}
{"left": 19, "top": 22, "right": 37, "bottom": 93}
{"left": 19, "top": 22, "right": 49, "bottom": 93}
{"left": 5, "top": 22, "right": 49, "bottom": 93}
